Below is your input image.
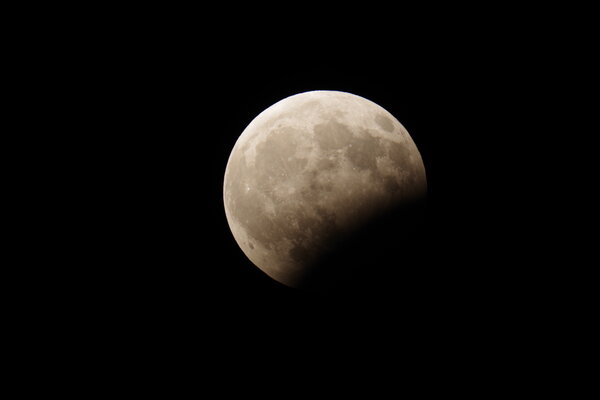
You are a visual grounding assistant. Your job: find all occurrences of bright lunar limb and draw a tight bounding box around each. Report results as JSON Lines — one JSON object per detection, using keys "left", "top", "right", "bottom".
{"left": 223, "top": 91, "right": 426, "bottom": 288}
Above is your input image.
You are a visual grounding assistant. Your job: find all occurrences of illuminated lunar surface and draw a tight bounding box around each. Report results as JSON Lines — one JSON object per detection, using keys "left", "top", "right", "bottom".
{"left": 223, "top": 91, "right": 426, "bottom": 288}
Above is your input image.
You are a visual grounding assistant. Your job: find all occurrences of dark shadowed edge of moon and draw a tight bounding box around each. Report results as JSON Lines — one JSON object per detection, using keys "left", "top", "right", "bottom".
{"left": 294, "top": 194, "right": 429, "bottom": 296}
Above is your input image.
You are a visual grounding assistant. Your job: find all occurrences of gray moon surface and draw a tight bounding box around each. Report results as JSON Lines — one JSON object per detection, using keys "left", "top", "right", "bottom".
{"left": 223, "top": 91, "right": 426, "bottom": 288}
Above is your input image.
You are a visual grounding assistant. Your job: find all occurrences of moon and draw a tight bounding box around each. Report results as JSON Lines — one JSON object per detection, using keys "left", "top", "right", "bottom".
{"left": 223, "top": 91, "right": 426, "bottom": 288}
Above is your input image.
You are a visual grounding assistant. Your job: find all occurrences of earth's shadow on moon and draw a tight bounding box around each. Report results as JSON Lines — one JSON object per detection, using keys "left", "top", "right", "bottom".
{"left": 295, "top": 197, "right": 431, "bottom": 299}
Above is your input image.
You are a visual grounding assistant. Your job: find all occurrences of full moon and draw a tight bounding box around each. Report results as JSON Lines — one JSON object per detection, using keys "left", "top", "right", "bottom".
{"left": 223, "top": 91, "right": 426, "bottom": 288}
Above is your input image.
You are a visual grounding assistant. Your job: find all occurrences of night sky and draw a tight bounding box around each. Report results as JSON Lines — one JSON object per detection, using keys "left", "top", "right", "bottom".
{"left": 43, "top": 14, "right": 550, "bottom": 392}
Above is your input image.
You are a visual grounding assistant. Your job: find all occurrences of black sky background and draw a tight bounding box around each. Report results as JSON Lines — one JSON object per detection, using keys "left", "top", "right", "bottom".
{"left": 30, "top": 10, "right": 568, "bottom": 392}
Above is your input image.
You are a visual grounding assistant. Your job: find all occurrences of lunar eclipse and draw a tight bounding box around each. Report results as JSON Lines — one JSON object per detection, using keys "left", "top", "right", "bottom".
{"left": 224, "top": 91, "right": 426, "bottom": 289}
